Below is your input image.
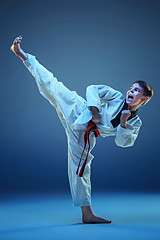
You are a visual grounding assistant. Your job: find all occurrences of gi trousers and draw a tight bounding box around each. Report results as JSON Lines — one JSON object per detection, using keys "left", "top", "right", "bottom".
{"left": 23, "top": 54, "right": 96, "bottom": 206}
{"left": 50, "top": 80, "right": 97, "bottom": 207}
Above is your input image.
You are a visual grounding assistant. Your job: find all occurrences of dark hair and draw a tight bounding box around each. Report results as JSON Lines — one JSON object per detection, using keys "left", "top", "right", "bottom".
{"left": 133, "top": 80, "right": 153, "bottom": 102}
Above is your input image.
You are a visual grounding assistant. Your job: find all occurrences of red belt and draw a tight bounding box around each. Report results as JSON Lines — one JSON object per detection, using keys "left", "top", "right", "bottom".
{"left": 76, "top": 120, "right": 100, "bottom": 177}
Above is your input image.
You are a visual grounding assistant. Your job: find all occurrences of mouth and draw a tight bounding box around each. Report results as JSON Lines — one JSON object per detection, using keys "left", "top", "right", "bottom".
{"left": 127, "top": 95, "right": 134, "bottom": 100}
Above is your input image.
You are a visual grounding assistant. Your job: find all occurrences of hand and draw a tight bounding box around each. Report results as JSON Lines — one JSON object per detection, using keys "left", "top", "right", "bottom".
{"left": 120, "top": 110, "right": 131, "bottom": 128}
{"left": 10, "top": 35, "right": 22, "bottom": 55}
{"left": 91, "top": 106, "right": 101, "bottom": 123}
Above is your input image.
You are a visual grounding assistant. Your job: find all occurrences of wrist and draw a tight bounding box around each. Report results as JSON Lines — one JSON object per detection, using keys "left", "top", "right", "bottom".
{"left": 91, "top": 106, "right": 99, "bottom": 113}
{"left": 120, "top": 120, "right": 126, "bottom": 128}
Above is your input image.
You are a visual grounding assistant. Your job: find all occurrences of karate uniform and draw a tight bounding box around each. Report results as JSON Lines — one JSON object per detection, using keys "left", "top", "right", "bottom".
{"left": 23, "top": 53, "right": 142, "bottom": 206}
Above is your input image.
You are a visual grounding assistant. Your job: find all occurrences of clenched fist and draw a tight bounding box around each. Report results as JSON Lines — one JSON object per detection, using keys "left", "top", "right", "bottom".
{"left": 120, "top": 110, "right": 131, "bottom": 128}
{"left": 91, "top": 106, "right": 101, "bottom": 123}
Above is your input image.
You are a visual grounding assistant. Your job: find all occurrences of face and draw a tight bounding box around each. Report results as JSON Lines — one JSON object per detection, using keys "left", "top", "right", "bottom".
{"left": 126, "top": 83, "right": 147, "bottom": 110}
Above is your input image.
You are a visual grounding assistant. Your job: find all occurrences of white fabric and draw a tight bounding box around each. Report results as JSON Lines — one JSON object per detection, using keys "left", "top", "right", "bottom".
{"left": 23, "top": 53, "right": 142, "bottom": 206}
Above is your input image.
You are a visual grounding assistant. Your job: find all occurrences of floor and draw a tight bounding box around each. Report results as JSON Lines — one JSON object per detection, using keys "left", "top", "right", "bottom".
{"left": 0, "top": 192, "right": 160, "bottom": 240}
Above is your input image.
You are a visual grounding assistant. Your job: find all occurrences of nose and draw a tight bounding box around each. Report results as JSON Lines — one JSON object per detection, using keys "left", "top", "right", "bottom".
{"left": 130, "top": 89, "right": 134, "bottom": 93}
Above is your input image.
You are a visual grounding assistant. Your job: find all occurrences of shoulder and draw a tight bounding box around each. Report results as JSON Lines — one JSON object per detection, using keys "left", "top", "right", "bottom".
{"left": 88, "top": 84, "right": 123, "bottom": 94}
{"left": 87, "top": 84, "right": 120, "bottom": 91}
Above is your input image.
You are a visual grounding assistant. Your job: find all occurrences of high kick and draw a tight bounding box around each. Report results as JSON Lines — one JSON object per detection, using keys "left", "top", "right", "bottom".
{"left": 23, "top": 53, "right": 97, "bottom": 207}
{"left": 11, "top": 34, "right": 153, "bottom": 224}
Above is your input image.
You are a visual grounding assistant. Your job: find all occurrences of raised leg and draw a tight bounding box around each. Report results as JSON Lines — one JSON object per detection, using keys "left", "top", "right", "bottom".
{"left": 23, "top": 53, "right": 86, "bottom": 128}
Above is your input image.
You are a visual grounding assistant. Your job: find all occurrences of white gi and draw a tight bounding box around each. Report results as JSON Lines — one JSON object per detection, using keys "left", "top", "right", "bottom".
{"left": 23, "top": 53, "right": 142, "bottom": 207}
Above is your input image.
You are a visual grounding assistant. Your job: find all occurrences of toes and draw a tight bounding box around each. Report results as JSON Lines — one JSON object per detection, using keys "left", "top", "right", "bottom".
{"left": 105, "top": 220, "right": 112, "bottom": 223}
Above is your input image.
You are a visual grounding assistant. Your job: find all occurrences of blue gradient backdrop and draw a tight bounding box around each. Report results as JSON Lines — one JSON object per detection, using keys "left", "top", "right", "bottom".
{"left": 1, "top": 0, "right": 160, "bottom": 193}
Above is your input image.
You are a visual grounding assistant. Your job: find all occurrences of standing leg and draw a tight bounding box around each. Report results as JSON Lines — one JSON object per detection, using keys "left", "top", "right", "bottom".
{"left": 66, "top": 125, "right": 95, "bottom": 207}
{"left": 66, "top": 124, "right": 111, "bottom": 223}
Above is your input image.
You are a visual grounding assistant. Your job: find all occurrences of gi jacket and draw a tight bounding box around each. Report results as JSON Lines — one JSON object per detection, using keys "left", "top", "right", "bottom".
{"left": 23, "top": 53, "right": 142, "bottom": 148}
{"left": 73, "top": 85, "right": 142, "bottom": 148}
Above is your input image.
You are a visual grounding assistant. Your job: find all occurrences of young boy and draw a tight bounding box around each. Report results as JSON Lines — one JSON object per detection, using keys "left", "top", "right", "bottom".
{"left": 10, "top": 36, "right": 153, "bottom": 224}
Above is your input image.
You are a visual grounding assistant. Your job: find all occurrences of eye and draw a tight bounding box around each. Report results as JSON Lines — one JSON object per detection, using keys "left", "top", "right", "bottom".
{"left": 135, "top": 88, "right": 140, "bottom": 92}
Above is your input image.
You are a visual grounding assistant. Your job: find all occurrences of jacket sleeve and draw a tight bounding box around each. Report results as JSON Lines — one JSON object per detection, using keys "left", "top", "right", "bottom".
{"left": 86, "top": 85, "right": 122, "bottom": 111}
{"left": 115, "top": 117, "right": 142, "bottom": 147}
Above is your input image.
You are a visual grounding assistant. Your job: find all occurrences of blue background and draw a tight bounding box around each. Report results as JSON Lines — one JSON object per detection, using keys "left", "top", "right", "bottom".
{"left": 1, "top": 0, "right": 160, "bottom": 194}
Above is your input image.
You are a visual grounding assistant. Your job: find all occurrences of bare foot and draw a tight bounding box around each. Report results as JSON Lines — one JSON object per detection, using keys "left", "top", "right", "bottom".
{"left": 81, "top": 206, "right": 111, "bottom": 224}
{"left": 82, "top": 214, "right": 112, "bottom": 224}
{"left": 10, "top": 36, "right": 28, "bottom": 61}
{"left": 10, "top": 35, "right": 22, "bottom": 55}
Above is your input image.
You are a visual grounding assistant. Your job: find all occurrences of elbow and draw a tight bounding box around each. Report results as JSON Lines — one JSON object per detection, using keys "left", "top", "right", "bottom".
{"left": 86, "top": 85, "right": 94, "bottom": 93}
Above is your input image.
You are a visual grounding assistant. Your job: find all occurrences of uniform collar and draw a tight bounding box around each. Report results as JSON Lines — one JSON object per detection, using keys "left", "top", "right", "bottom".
{"left": 110, "top": 99, "right": 138, "bottom": 128}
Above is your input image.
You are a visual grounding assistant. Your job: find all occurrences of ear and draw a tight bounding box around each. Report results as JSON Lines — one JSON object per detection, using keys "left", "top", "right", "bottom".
{"left": 141, "top": 97, "right": 149, "bottom": 106}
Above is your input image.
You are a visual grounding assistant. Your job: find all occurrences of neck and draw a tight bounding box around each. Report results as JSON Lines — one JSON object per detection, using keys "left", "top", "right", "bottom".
{"left": 128, "top": 105, "right": 139, "bottom": 112}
